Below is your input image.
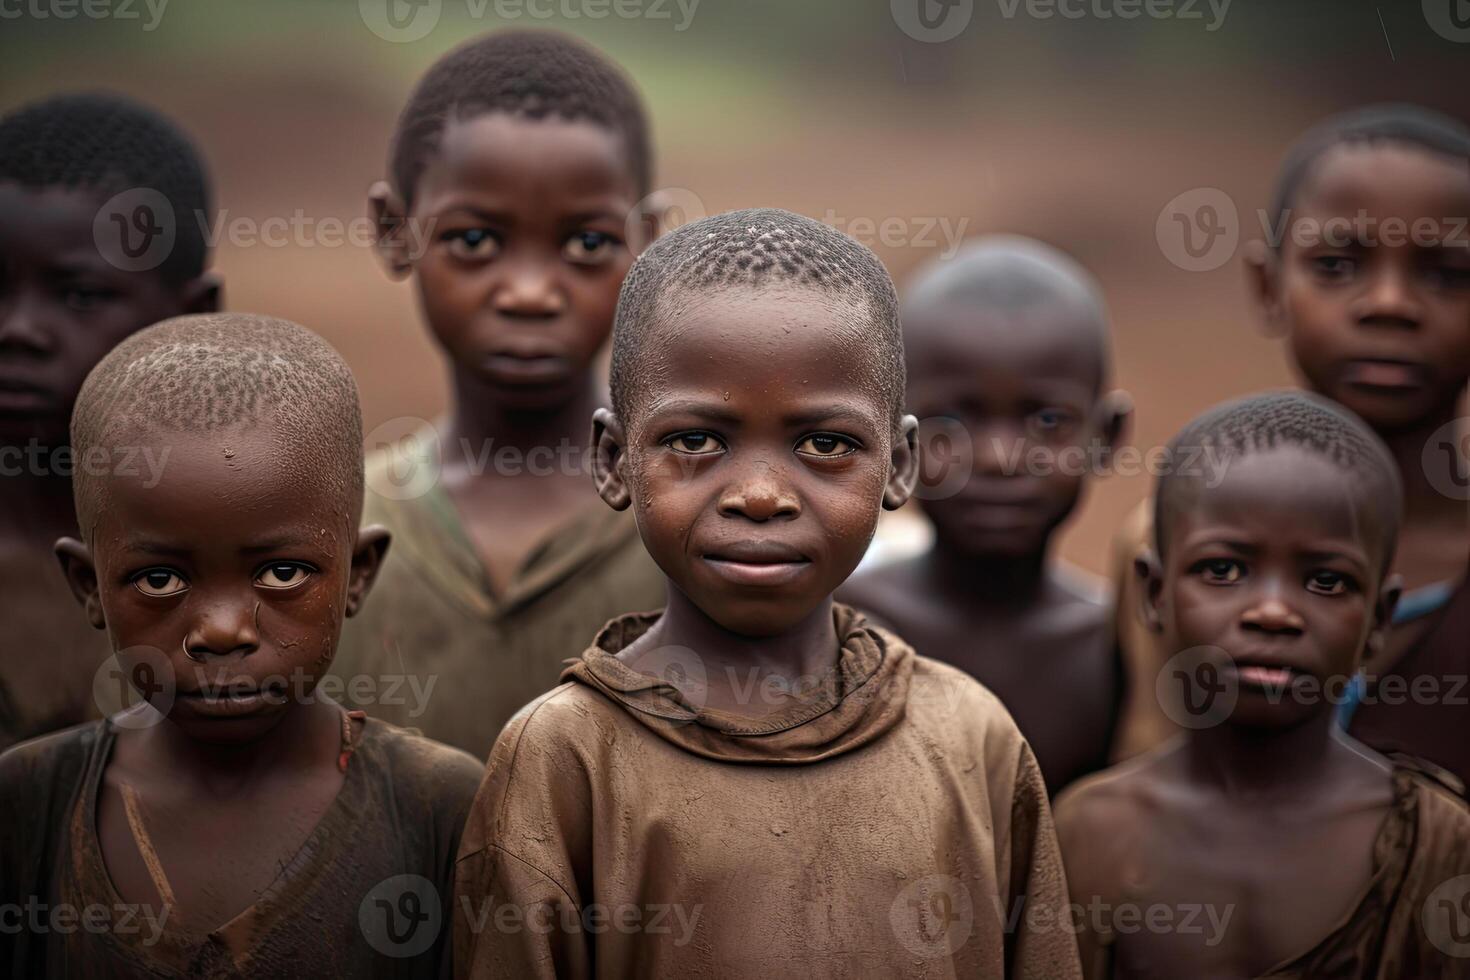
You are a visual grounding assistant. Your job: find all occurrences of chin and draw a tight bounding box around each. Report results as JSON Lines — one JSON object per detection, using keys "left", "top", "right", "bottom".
{"left": 697, "top": 594, "right": 825, "bottom": 639}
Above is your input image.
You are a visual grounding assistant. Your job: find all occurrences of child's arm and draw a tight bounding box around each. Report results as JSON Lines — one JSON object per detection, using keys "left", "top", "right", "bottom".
{"left": 1052, "top": 778, "right": 1128, "bottom": 980}
{"left": 1003, "top": 741, "right": 1085, "bottom": 980}
{"left": 452, "top": 692, "right": 594, "bottom": 980}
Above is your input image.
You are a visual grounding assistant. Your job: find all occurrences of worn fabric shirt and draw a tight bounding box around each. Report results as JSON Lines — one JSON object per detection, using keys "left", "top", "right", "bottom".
{"left": 453, "top": 605, "right": 1083, "bottom": 979}
{"left": 0, "top": 716, "right": 483, "bottom": 979}
{"left": 330, "top": 450, "right": 668, "bottom": 760}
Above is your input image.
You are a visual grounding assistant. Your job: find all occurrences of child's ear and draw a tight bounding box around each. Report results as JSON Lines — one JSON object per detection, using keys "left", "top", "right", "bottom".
{"left": 592, "top": 408, "right": 633, "bottom": 511}
{"left": 54, "top": 538, "right": 106, "bottom": 630}
{"left": 179, "top": 272, "right": 222, "bottom": 315}
{"left": 1094, "top": 389, "right": 1133, "bottom": 472}
{"left": 1363, "top": 573, "right": 1403, "bottom": 665}
{"left": 344, "top": 526, "right": 392, "bottom": 618}
{"left": 1134, "top": 548, "right": 1166, "bottom": 634}
{"left": 1244, "top": 239, "right": 1288, "bottom": 339}
{"left": 883, "top": 414, "right": 921, "bottom": 511}
{"left": 368, "top": 180, "right": 415, "bottom": 281}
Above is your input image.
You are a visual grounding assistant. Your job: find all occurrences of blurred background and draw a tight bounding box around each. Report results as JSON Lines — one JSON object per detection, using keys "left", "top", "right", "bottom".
{"left": 5, "top": 0, "right": 1468, "bottom": 573}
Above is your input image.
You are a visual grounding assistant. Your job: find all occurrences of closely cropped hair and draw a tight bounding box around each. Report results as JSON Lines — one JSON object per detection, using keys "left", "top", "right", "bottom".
{"left": 389, "top": 30, "right": 651, "bottom": 207}
{"left": 71, "top": 314, "right": 364, "bottom": 538}
{"left": 1269, "top": 104, "right": 1470, "bottom": 244}
{"left": 1154, "top": 391, "right": 1402, "bottom": 566}
{"left": 0, "top": 92, "right": 212, "bottom": 283}
{"left": 609, "top": 208, "right": 905, "bottom": 426}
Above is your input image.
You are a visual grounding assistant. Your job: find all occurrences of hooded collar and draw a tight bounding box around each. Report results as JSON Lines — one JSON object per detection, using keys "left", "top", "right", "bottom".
{"left": 561, "top": 604, "right": 914, "bottom": 765}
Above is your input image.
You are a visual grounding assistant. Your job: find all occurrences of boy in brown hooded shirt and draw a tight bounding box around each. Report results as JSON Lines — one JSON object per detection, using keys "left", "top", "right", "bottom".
{"left": 452, "top": 210, "right": 1083, "bottom": 979}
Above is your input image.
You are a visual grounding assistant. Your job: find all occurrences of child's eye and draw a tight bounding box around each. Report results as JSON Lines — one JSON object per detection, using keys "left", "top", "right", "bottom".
{"left": 1306, "top": 570, "right": 1353, "bottom": 596}
{"left": 794, "top": 433, "right": 858, "bottom": 458}
{"left": 1311, "top": 255, "right": 1357, "bottom": 280}
{"left": 665, "top": 432, "right": 725, "bottom": 456}
{"left": 1424, "top": 264, "right": 1470, "bottom": 290}
{"left": 61, "top": 284, "right": 120, "bottom": 312}
{"left": 563, "top": 230, "right": 620, "bottom": 265}
{"left": 443, "top": 228, "right": 500, "bottom": 261}
{"left": 1025, "top": 408, "right": 1073, "bottom": 439}
{"left": 255, "top": 563, "right": 314, "bottom": 590}
{"left": 132, "top": 568, "right": 189, "bottom": 597}
{"left": 1194, "top": 558, "right": 1243, "bottom": 584}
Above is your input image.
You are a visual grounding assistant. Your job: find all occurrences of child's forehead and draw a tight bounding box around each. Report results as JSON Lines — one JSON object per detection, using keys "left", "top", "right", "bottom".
{"left": 1297, "top": 140, "right": 1470, "bottom": 212}
{"left": 415, "top": 111, "right": 639, "bottom": 205}
{"left": 904, "top": 301, "right": 1105, "bottom": 389}
{"left": 0, "top": 182, "right": 116, "bottom": 256}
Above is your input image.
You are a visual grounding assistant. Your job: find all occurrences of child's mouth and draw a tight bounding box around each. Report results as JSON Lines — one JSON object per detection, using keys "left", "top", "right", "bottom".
{"left": 177, "top": 680, "right": 287, "bottom": 717}
{"left": 1342, "top": 359, "right": 1427, "bottom": 392}
{"left": 701, "top": 543, "right": 811, "bottom": 587}
{"left": 481, "top": 353, "right": 572, "bottom": 385}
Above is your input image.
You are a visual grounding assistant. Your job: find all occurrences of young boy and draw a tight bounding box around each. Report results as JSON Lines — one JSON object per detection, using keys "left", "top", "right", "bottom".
{"left": 1112, "top": 105, "right": 1470, "bottom": 782}
{"left": 0, "top": 93, "right": 221, "bottom": 751}
{"left": 332, "top": 30, "right": 667, "bottom": 758}
{"left": 840, "top": 237, "right": 1130, "bottom": 794}
{"left": 1056, "top": 391, "right": 1470, "bottom": 979}
{"left": 0, "top": 314, "right": 483, "bottom": 977}
{"left": 453, "top": 210, "right": 1083, "bottom": 978}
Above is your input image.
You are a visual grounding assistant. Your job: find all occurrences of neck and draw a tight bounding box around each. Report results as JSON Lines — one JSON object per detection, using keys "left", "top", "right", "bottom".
{"left": 1184, "top": 711, "right": 1340, "bottom": 800}
{"left": 1382, "top": 405, "right": 1467, "bottom": 533}
{"left": 442, "top": 365, "right": 603, "bottom": 461}
{"left": 646, "top": 586, "right": 842, "bottom": 689}
{"left": 927, "top": 540, "right": 1052, "bottom": 603}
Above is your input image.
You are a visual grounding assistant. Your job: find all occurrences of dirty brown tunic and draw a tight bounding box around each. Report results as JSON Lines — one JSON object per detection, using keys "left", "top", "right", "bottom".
{"left": 0, "top": 716, "right": 483, "bottom": 979}
{"left": 331, "top": 450, "right": 667, "bottom": 760}
{"left": 453, "top": 605, "right": 1083, "bottom": 979}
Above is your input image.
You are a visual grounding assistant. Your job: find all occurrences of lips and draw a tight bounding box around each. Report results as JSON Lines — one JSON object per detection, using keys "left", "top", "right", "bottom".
{"left": 0, "top": 377, "right": 54, "bottom": 413}
{"left": 481, "top": 352, "right": 572, "bottom": 386}
{"left": 176, "top": 678, "right": 287, "bottom": 718}
{"left": 701, "top": 540, "right": 812, "bottom": 587}
{"left": 1228, "top": 657, "right": 1308, "bottom": 693}
{"left": 1340, "top": 359, "right": 1430, "bottom": 392}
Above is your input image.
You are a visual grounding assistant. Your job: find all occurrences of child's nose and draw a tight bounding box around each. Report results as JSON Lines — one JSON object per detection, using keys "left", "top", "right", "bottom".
{"left": 970, "top": 421, "right": 1023, "bottom": 476}
{"left": 1239, "top": 594, "right": 1306, "bottom": 635}
{"left": 0, "top": 289, "right": 57, "bottom": 353}
{"left": 717, "top": 464, "right": 801, "bottom": 522}
{"left": 183, "top": 598, "right": 262, "bottom": 660}
{"left": 492, "top": 261, "right": 566, "bottom": 318}
{"left": 1353, "top": 264, "right": 1422, "bottom": 328}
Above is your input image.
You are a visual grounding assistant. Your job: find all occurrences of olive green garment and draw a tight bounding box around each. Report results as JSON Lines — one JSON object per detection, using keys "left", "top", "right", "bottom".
{"left": 331, "top": 450, "right": 667, "bottom": 760}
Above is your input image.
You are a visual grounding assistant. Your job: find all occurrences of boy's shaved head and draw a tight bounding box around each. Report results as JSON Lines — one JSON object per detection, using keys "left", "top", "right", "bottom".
{"left": 389, "top": 29, "right": 651, "bottom": 207}
{"left": 0, "top": 91, "right": 212, "bottom": 283}
{"left": 1155, "top": 391, "right": 1402, "bottom": 566}
{"left": 610, "top": 207, "right": 904, "bottom": 426}
{"left": 71, "top": 314, "right": 363, "bottom": 538}
{"left": 1269, "top": 103, "right": 1470, "bottom": 242}
{"left": 903, "top": 235, "right": 1111, "bottom": 388}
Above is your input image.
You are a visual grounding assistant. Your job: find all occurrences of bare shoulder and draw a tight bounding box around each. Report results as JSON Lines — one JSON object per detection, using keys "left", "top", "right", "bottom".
{"left": 1053, "top": 742, "right": 1184, "bottom": 881}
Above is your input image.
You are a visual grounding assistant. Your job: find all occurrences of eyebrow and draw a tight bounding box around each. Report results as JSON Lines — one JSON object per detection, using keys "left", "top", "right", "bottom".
{"left": 120, "top": 536, "right": 317, "bottom": 558}
{"left": 645, "top": 398, "right": 878, "bottom": 430}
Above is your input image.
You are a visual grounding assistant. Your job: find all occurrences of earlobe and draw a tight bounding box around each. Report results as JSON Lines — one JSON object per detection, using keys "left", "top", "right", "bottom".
{"left": 345, "top": 526, "right": 392, "bottom": 618}
{"left": 591, "top": 408, "right": 632, "bottom": 511}
{"left": 883, "top": 415, "right": 920, "bottom": 511}
{"left": 54, "top": 537, "right": 106, "bottom": 630}
{"left": 368, "top": 180, "right": 414, "bottom": 280}
{"left": 1135, "top": 550, "right": 1165, "bottom": 634}
{"left": 1244, "top": 239, "right": 1287, "bottom": 339}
